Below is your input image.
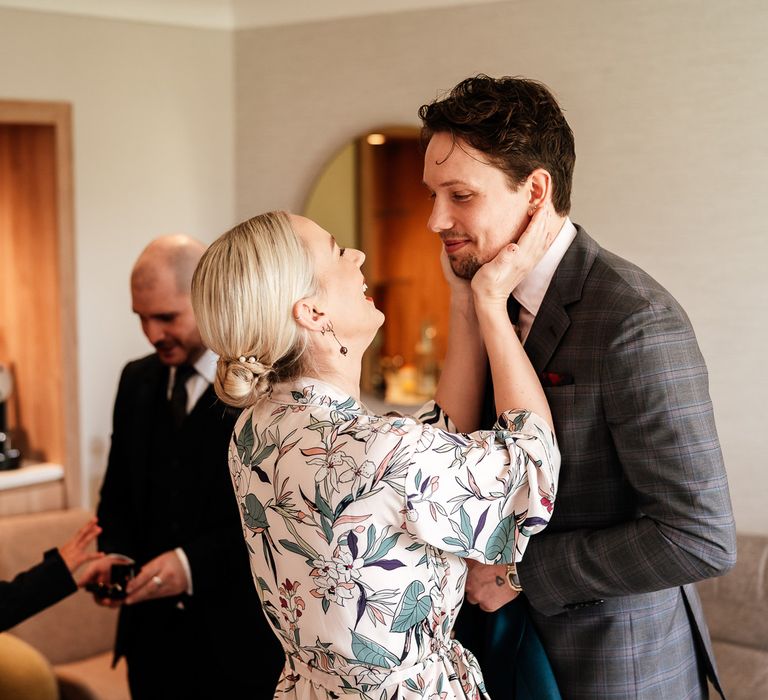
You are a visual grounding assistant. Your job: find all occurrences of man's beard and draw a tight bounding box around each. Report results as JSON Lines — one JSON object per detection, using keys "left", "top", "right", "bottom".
{"left": 449, "top": 253, "right": 482, "bottom": 280}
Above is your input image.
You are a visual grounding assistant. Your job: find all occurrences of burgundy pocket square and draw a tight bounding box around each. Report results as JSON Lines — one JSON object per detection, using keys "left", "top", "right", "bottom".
{"left": 541, "top": 371, "right": 574, "bottom": 387}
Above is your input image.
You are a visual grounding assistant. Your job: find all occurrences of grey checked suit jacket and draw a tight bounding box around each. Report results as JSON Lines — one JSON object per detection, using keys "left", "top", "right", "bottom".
{"left": 511, "top": 226, "right": 736, "bottom": 699}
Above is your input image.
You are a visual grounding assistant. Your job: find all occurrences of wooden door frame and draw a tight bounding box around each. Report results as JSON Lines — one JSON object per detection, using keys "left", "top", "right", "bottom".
{"left": 0, "top": 99, "right": 80, "bottom": 508}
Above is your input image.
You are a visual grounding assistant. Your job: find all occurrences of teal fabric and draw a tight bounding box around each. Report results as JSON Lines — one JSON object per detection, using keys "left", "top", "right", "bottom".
{"left": 455, "top": 597, "right": 561, "bottom": 699}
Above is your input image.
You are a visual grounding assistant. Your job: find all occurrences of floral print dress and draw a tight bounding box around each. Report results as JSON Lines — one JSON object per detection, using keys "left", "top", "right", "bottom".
{"left": 228, "top": 378, "right": 559, "bottom": 699}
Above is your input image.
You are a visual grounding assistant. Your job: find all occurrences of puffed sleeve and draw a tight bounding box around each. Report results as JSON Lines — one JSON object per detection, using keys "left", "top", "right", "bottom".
{"left": 403, "top": 403, "right": 559, "bottom": 564}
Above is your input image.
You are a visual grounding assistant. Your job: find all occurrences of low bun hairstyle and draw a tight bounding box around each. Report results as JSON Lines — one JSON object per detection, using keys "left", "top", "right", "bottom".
{"left": 191, "top": 211, "right": 317, "bottom": 408}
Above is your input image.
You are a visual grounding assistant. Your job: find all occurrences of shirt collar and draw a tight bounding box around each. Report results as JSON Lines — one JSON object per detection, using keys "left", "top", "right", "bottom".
{"left": 192, "top": 348, "right": 217, "bottom": 385}
{"left": 514, "top": 217, "right": 577, "bottom": 317}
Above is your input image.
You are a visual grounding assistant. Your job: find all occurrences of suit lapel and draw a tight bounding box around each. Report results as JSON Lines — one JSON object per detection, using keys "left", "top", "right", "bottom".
{"left": 187, "top": 383, "right": 218, "bottom": 420}
{"left": 525, "top": 226, "right": 599, "bottom": 373}
{"left": 131, "top": 359, "right": 169, "bottom": 514}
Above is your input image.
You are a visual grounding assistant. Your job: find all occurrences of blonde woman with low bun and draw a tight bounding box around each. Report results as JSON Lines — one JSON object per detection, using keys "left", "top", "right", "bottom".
{"left": 193, "top": 211, "right": 316, "bottom": 408}
{"left": 191, "top": 209, "right": 560, "bottom": 700}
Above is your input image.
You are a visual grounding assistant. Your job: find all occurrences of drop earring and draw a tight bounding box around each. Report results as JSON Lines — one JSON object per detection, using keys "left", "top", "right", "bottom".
{"left": 321, "top": 321, "right": 348, "bottom": 356}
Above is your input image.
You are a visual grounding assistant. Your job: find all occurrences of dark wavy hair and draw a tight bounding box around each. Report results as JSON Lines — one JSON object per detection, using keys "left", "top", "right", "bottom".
{"left": 418, "top": 75, "right": 575, "bottom": 215}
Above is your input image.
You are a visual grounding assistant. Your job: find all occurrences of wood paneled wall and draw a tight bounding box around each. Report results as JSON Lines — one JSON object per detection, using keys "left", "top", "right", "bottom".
{"left": 0, "top": 101, "right": 78, "bottom": 510}
{"left": 0, "top": 124, "right": 63, "bottom": 464}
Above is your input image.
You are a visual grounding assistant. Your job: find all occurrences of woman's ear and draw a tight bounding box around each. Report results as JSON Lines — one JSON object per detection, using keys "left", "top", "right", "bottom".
{"left": 292, "top": 298, "right": 326, "bottom": 331}
{"left": 527, "top": 168, "right": 552, "bottom": 212}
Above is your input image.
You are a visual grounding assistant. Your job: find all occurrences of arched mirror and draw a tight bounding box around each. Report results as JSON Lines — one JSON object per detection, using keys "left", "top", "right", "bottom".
{"left": 305, "top": 127, "right": 449, "bottom": 406}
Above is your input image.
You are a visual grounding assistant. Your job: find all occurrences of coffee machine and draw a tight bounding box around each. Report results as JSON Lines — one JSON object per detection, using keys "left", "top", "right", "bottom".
{"left": 0, "top": 363, "right": 22, "bottom": 470}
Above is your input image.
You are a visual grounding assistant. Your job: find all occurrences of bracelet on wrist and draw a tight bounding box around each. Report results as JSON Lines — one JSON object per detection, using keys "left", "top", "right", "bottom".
{"left": 505, "top": 562, "right": 523, "bottom": 592}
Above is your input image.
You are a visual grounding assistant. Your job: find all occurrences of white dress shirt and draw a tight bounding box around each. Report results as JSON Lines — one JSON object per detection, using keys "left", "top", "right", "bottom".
{"left": 166, "top": 348, "right": 217, "bottom": 411}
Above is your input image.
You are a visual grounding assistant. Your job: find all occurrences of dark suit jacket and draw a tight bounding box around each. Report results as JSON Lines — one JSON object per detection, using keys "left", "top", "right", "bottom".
{"left": 97, "top": 353, "right": 283, "bottom": 695}
{"left": 0, "top": 548, "right": 76, "bottom": 632}
{"left": 483, "top": 227, "right": 736, "bottom": 699}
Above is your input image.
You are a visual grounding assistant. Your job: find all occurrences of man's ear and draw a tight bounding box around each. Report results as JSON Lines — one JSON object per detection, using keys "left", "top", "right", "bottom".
{"left": 527, "top": 168, "right": 552, "bottom": 211}
{"left": 292, "top": 298, "right": 326, "bottom": 331}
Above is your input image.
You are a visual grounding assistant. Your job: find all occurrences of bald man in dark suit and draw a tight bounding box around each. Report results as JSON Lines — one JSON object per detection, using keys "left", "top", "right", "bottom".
{"left": 81, "top": 235, "right": 283, "bottom": 698}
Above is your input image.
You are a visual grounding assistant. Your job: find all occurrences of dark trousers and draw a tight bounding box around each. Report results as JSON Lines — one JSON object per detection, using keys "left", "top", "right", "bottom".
{"left": 124, "top": 600, "right": 281, "bottom": 699}
{"left": 454, "top": 596, "right": 561, "bottom": 700}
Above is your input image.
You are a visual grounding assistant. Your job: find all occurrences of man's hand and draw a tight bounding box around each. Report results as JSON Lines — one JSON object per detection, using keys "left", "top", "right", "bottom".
{"left": 124, "top": 550, "right": 189, "bottom": 605}
{"left": 59, "top": 517, "right": 103, "bottom": 573}
{"left": 465, "top": 560, "right": 520, "bottom": 612}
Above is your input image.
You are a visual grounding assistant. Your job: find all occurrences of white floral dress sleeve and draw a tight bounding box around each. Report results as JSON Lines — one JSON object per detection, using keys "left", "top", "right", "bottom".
{"left": 402, "top": 401, "right": 560, "bottom": 564}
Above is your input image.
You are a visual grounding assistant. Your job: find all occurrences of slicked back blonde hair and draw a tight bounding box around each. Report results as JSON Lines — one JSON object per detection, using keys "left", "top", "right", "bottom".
{"left": 191, "top": 210, "right": 317, "bottom": 408}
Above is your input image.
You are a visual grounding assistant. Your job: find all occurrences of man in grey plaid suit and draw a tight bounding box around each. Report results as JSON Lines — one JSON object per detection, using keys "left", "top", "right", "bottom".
{"left": 419, "top": 76, "right": 736, "bottom": 699}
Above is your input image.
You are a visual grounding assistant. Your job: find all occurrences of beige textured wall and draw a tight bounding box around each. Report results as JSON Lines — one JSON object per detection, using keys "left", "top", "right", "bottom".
{"left": 235, "top": 0, "right": 768, "bottom": 533}
{"left": 0, "top": 8, "right": 235, "bottom": 504}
